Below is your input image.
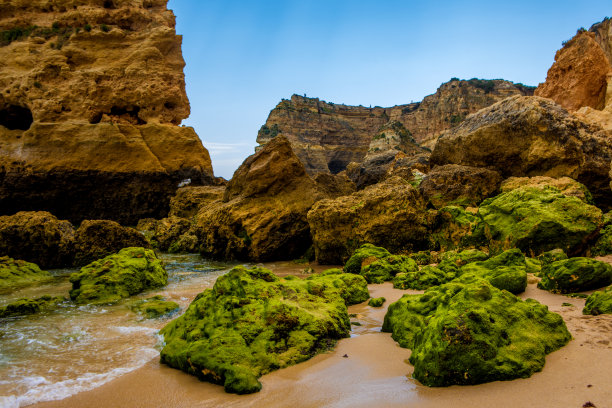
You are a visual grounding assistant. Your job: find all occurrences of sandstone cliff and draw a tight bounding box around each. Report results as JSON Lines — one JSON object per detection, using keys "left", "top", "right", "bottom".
{"left": 256, "top": 79, "right": 533, "bottom": 175}
{"left": 0, "top": 0, "right": 214, "bottom": 224}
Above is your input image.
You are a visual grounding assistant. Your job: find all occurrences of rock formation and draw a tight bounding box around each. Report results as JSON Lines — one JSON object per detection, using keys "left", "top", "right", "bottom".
{"left": 0, "top": 0, "right": 214, "bottom": 224}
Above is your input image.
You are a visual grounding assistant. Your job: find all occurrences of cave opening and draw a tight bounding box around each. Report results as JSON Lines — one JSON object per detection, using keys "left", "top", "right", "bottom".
{"left": 0, "top": 105, "right": 33, "bottom": 130}
{"left": 328, "top": 159, "right": 348, "bottom": 174}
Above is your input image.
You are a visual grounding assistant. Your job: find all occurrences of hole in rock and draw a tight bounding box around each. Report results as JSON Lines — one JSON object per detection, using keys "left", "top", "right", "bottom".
{"left": 103, "top": 0, "right": 115, "bottom": 9}
{"left": 0, "top": 105, "right": 33, "bottom": 130}
{"left": 328, "top": 159, "right": 348, "bottom": 174}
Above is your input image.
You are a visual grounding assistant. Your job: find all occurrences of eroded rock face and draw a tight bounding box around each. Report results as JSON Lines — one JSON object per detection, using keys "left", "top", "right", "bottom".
{"left": 196, "top": 136, "right": 325, "bottom": 261}
{"left": 430, "top": 96, "right": 612, "bottom": 207}
{"left": 169, "top": 185, "right": 225, "bottom": 219}
{"left": 0, "top": 0, "right": 214, "bottom": 223}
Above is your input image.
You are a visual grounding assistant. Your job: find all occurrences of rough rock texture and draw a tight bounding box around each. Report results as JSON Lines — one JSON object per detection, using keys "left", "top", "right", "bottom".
{"left": 74, "top": 219, "right": 150, "bottom": 266}
{"left": 458, "top": 249, "right": 528, "bottom": 294}
{"left": 313, "top": 172, "right": 356, "bottom": 198}
{"left": 159, "top": 266, "right": 368, "bottom": 394}
{"left": 0, "top": 211, "right": 75, "bottom": 268}
{"left": 69, "top": 247, "right": 167, "bottom": 305}
{"left": 0, "top": 295, "right": 66, "bottom": 318}
{"left": 196, "top": 136, "right": 325, "bottom": 261}
{"left": 0, "top": 256, "right": 51, "bottom": 291}
{"left": 538, "top": 257, "right": 612, "bottom": 293}
{"left": 429, "top": 206, "right": 487, "bottom": 252}
{"left": 430, "top": 96, "right": 612, "bottom": 207}
{"left": 500, "top": 176, "right": 594, "bottom": 204}
{"left": 256, "top": 81, "right": 533, "bottom": 175}
{"left": 307, "top": 177, "right": 431, "bottom": 264}
{"left": 168, "top": 186, "right": 225, "bottom": 219}
{"left": 419, "top": 164, "right": 502, "bottom": 209}
{"left": 128, "top": 295, "right": 179, "bottom": 319}
{"left": 137, "top": 216, "right": 198, "bottom": 253}
{"left": 0, "top": 0, "right": 214, "bottom": 224}
{"left": 583, "top": 285, "right": 612, "bottom": 315}
{"left": 382, "top": 280, "right": 571, "bottom": 386}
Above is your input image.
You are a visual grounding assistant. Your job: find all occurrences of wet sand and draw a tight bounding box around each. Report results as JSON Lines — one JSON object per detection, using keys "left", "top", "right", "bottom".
{"left": 32, "top": 275, "right": 612, "bottom": 408}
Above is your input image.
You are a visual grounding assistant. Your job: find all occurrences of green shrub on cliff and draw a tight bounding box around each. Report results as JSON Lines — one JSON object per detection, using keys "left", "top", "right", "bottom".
{"left": 382, "top": 280, "right": 571, "bottom": 386}
{"left": 0, "top": 256, "right": 52, "bottom": 292}
{"left": 538, "top": 258, "right": 612, "bottom": 294}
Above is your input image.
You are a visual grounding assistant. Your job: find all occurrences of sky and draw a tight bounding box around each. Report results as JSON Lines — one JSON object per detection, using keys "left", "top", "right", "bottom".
{"left": 167, "top": 0, "right": 611, "bottom": 179}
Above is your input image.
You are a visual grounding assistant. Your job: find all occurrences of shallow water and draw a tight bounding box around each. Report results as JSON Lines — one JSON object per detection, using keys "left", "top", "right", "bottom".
{"left": 0, "top": 253, "right": 237, "bottom": 408}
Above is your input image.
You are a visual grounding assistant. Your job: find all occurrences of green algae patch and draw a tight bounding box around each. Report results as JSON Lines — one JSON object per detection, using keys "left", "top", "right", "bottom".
{"left": 458, "top": 249, "right": 528, "bottom": 294}
{"left": 368, "top": 297, "right": 386, "bottom": 307}
{"left": 0, "top": 256, "right": 52, "bottom": 292}
{"left": 69, "top": 247, "right": 168, "bottom": 305}
{"left": 393, "top": 264, "right": 459, "bottom": 290}
{"left": 478, "top": 186, "right": 602, "bottom": 256}
{"left": 382, "top": 280, "right": 571, "bottom": 386}
{"left": 440, "top": 249, "right": 489, "bottom": 266}
{"left": 431, "top": 206, "right": 487, "bottom": 251}
{"left": 537, "top": 249, "right": 568, "bottom": 266}
{"left": 583, "top": 286, "right": 612, "bottom": 315}
{"left": 361, "top": 255, "right": 418, "bottom": 284}
{"left": 159, "top": 266, "right": 368, "bottom": 394}
{"left": 525, "top": 257, "right": 541, "bottom": 275}
{"left": 591, "top": 224, "right": 612, "bottom": 256}
{"left": 410, "top": 250, "right": 436, "bottom": 266}
{"left": 344, "top": 244, "right": 391, "bottom": 275}
{"left": 128, "top": 295, "right": 180, "bottom": 319}
{"left": 538, "top": 258, "right": 612, "bottom": 294}
{"left": 0, "top": 295, "right": 66, "bottom": 318}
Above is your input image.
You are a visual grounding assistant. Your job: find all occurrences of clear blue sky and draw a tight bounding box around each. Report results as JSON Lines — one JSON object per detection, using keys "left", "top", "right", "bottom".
{"left": 168, "top": 0, "right": 610, "bottom": 179}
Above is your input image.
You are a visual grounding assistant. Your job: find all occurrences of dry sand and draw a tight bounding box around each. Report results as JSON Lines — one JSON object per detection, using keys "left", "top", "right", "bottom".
{"left": 32, "top": 275, "right": 612, "bottom": 408}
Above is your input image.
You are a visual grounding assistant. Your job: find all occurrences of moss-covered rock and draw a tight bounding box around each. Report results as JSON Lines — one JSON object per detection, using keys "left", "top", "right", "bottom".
{"left": 591, "top": 213, "right": 612, "bottom": 256}
{"left": 458, "top": 249, "right": 528, "bottom": 294}
{"left": 538, "top": 258, "right": 612, "bottom": 293}
{"left": 537, "top": 249, "right": 568, "bottom": 265}
{"left": 0, "top": 256, "right": 52, "bottom": 292}
{"left": 0, "top": 295, "right": 66, "bottom": 318}
{"left": 344, "top": 244, "right": 391, "bottom": 275}
{"left": 430, "top": 206, "right": 487, "bottom": 251}
{"left": 128, "top": 295, "right": 180, "bottom": 319}
{"left": 440, "top": 249, "right": 489, "bottom": 266}
{"left": 410, "top": 250, "right": 436, "bottom": 266}
{"left": 368, "top": 297, "right": 386, "bottom": 307}
{"left": 478, "top": 186, "right": 603, "bottom": 256}
{"left": 525, "top": 257, "right": 541, "bottom": 275}
{"left": 136, "top": 216, "right": 195, "bottom": 253}
{"left": 69, "top": 247, "right": 168, "bottom": 305}
{"left": 583, "top": 286, "right": 612, "bottom": 315}
{"left": 361, "top": 255, "right": 418, "bottom": 284}
{"left": 382, "top": 280, "right": 571, "bottom": 386}
{"left": 159, "top": 266, "right": 368, "bottom": 394}
{"left": 392, "top": 264, "right": 459, "bottom": 290}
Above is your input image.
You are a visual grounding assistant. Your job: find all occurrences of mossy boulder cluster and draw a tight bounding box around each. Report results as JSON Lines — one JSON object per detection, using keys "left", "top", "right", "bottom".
{"left": 583, "top": 286, "right": 612, "bottom": 315}
{"left": 382, "top": 280, "right": 571, "bottom": 386}
{"left": 69, "top": 247, "right": 168, "bottom": 305}
{"left": 0, "top": 256, "right": 51, "bottom": 291}
{"left": 0, "top": 295, "right": 66, "bottom": 318}
{"left": 458, "top": 249, "right": 528, "bottom": 294}
{"left": 538, "top": 258, "right": 612, "bottom": 293}
{"left": 159, "top": 266, "right": 368, "bottom": 394}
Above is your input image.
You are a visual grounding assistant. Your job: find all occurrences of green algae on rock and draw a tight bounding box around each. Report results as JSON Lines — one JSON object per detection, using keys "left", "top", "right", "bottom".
{"left": 382, "top": 280, "right": 571, "bottom": 386}
{"left": 431, "top": 206, "right": 487, "bottom": 251}
{"left": 69, "top": 247, "right": 168, "bottom": 305}
{"left": 159, "top": 266, "right": 368, "bottom": 394}
{"left": 392, "top": 264, "right": 459, "bottom": 290}
{"left": 0, "top": 256, "right": 52, "bottom": 292}
{"left": 368, "top": 297, "right": 386, "bottom": 307}
{"left": 440, "top": 249, "right": 490, "bottom": 266}
{"left": 344, "top": 244, "right": 391, "bottom": 275}
{"left": 583, "top": 286, "right": 612, "bottom": 315}
{"left": 128, "top": 295, "right": 180, "bottom": 319}
{"left": 590, "top": 213, "right": 612, "bottom": 256}
{"left": 538, "top": 257, "right": 612, "bottom": 293}
{"left": 458, "top": 249, "right": 528, "bottom": 294}
{"left": 478, "top": 186, "right": 602, "bottom": 256}
{"left": 361, "top": 255, "right": 418, "bottom": 284}
{"left": 0, "top": 295, "right": 66, "bottom": 318}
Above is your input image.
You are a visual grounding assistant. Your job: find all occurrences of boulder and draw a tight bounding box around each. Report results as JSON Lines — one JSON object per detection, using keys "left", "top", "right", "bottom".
{"left": 74, "top": 219, "right": 150, "bottom": 266}
{"left": 458, "top": 249, "right": 528, "bottom": 294}
{"left": 583, "top": 285, "right": 612, "bottom": 315}
{"left": 0, "top": 256, "right": 51, "bottom": 292}
{"left": 0, "top": 211, "right": 75, "bottom": 268}
{"left": 392, "top": 264, "right": 460, "bottom": 290}
{"left": 360, "top": 255, "right": 419, "bottom": 284}
{"left": 136, "top": 216, "right": 193, "bottom": 253}
{"left": 313, "top": 172, "right": 356, "bottom": 198}
{"left": 538, "top": 257, "right": 612, "bottom": 293}
{"left": 159, "top": 266, "right": 368, "bottom": 394}
{"left": 590, "top": 212, "right": 612, "bottom": 256}
{"left": 382, "top": 280, "right": 571, "bottom": 386}
{"left": 128, "top": 295, "right": 180, "bottom": 319}
{"left": 500, "top": 176, "right": 594, "bottom": 203}
{"left": 69, "top": 247, "right": 167, "bottom": 305}
{"left": 169, "top": 186, "right": 225, "bottom": 219}
{"left": 429, "top": 206, "right": 487, "bottom": 251}
{"left": 0, "top": 295, "right": 66, "bottom": 318}
{"left": 368, "top": 297, "right": 386, "bottom": 307}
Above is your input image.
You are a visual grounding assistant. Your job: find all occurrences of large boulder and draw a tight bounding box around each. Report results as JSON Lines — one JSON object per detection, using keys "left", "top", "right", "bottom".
{"left": 307, "top": 177, "right": 431, "bottom": 264}
{"left": 0, "top": 211, "right": 75, "bottom": 268}
{"left": 169, "top": 186, "right": 225, "bottom": 219}
{"left": 159, "top": 266, "right": 368, "bottom": 394}
{"left": 382, "top": 280, "right": 571, "bottom": 386}
{"left": 136, "top": 216, "right": 195, "bottom": 253}
{"left": 0, "top": 256, "right": 51, "bottom": 292}
{"left": 196, "top": 136, "right": 325, "bottom": 261}
{"left": 458, "top": 249, "right": 528, "bottom": 294}
{"left": 74, "top": 219, "right": 150, "bottom": 266}
{"left": 538, "top": 257, "right": 612, "bottom": 293}
{"left": 583, "top": 285, "right": 612, "bottom": 315}
{"left": 430, "top": 96, "right": 612, "bottom": 208}
{"left": 500, "top": 176, "right": 594, "bottom": 203}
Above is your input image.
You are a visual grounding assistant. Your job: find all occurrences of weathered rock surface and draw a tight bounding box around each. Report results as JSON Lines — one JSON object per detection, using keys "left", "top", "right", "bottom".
{"left": 0, "top": 256, "right": 51, "bottom": 292}
{"left": 196, "top": 136, "right": 324, "bottom": 261}
{"left": 137, "top": 216, "right": 195, "bottom": 253}
{"left": 538, "top": 257, "right": 612, "bottom": 293}
{"left": 74, "top": 219, "right": 150, "bottom": 266}
{"left": 168, "top": 186, "right": 225, "bottom": 219}
{"left": 0, "top": 211, "right": 75, "bottom": 268}
{"left": 583, "top": 285, "right": 612, "bottom": 315}
{"left": 500, "top": 176, "right": 594, "bottom": 203}
{"left": 430, "top": 96, "right": 612, "bottom": 207}
{"left": 0, "top": 0, "right": 214, "bottom": 224}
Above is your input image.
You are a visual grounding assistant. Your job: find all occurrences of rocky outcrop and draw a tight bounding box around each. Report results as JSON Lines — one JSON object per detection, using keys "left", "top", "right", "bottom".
{"left": 168, "top": 185, "right": 225, "bottom": 219}
{"left": 500, "top": 176, "right": 594, "bottom": 203}
{"left": 430, "top": 96, "right": 612, "bottom": 207}
{"left": 196, "top": 136, "right": 325, "bottom": 261}
{"left": 137, "top": 216, "right": 196, "bottom": 253}
{"left": 256, "top": 80, "right": 533, "bottom": 175}
{"left": 0, "top": 0, "right": 214, "bottom": 224}
{"left": 0, "top": 256, "right": 51, "bottom": 291}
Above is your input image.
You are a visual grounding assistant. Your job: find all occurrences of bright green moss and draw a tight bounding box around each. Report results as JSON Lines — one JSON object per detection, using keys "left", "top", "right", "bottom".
{"left": 382, "top": 280, "right": 571, "bottom": 386}
{"left": 361, "top": 255, "right": 418, "bottom": 284}
{"left": 128, "top": 295, "right": 180, "bottom": 319}
{"left": 440, "top": 249, "right": 489, "bottom": 266}
{"left": 0, "top": 256, "right": 51, "bottom": 292}
{"left": 525, "top": 257, "right": 541, "bottom": 275}
{"left": 392, "top": 264, "right": 459, "bottom": 290}
{"left": 431, "top": 206, "right": 487, "bottom": 251}
{"left": 0, "top": 295, "right": 66, "bottom": 318}
{"left": 159, "top": 266, "right": 368, "bottom": 394}
{"left": 69, "top": 247, "right": 168, "bottom": 305}
{"left": 478, "top": 187, "right": 602, "bottom": 256}
{"left": 344, "top": 244, "right": 391, "bottom": 275}
{"left": 458, "top": 249, "right": 528, "bottom": 294}
{"left": 538, "top": 258, "right": 612, "bottom": 294}
{"left": 537, "top": 249, "right": 568, "bottom": 266}
{"left": 591, "top": 224, "right": 612, "bottom": 256}
{"left": 410, "top": 250, "right": 435, "bottom": 266}
{"left": 583, "top": 286, "right": 612, "bottom": 315}
{"left": 368, "top": 297, "right": 386, "bottom": 307}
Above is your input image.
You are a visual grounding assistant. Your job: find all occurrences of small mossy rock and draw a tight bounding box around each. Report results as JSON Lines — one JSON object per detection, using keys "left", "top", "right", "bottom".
{"left": 159, "top": 266, "right": 368, "bottom": 394}
{"left": 368, "top": 297, "right": 386, "bottom": 307}
{"left": 410, "top": 250, "right": 435, "bottom": 265}
{"left": 0, "top": 295, "right": 66, "bottom": 318}
{"left": 431, "top": 206, "right": 487, "bottom": 251}
{"left": 458, "top": 249, "right": 528, "bottom": 294}
{"left": 128, "top": 295, "right": 180, "bottom": 319}
{"left": 0, "top": 256, "right": 52, "bottom": 292}
{"left": 478, "top": 186, "right": 603, "bottom": 256}
{"left": 583, "top": 286, "right": 612, "bottom": 315}
{"left": 382, "top": 280, "right": 571, "bottom": 386}
{"left": 69, "top": 247, "right": 168, "bottom": 305}
{"left": 538, "top": 258, "right": 612, "bottom": 293}
{"left": 392, "top": 264, "right": 459, "bottom": 290}
{"left": 440, "top": 249, "right": 490, "bottom": 267}
{"left": 361, "top": 255, "right": 418, "bottom": 284}
{"left": 525, "top": 257, "right": 541, "bottom": 275}
{"left": 591, "top": 224, "right": 612, "bottom": 256}
{"left": 344, "top": 244, "right": 391, "bottom": 275}
{"left": 537, "top": 249, "right": 568, "bottom": 266}
{"left": 500, "top": 176, "right": 594, "bottom": 204}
